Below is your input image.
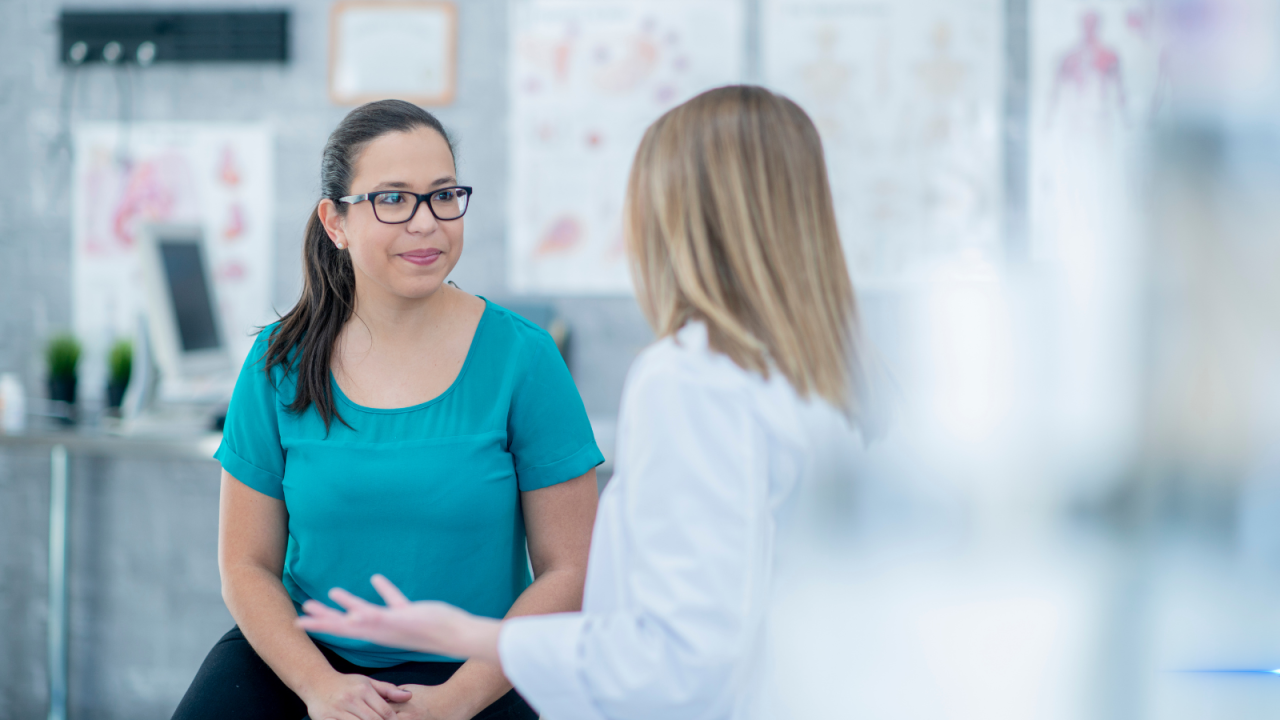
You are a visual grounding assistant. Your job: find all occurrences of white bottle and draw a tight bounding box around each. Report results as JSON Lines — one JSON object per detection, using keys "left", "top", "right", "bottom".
{"left": 0, "top": 373, "right": 27, "bottom": 433}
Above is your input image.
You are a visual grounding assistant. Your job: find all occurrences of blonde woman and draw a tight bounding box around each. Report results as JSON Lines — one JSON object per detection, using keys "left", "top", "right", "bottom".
{"left": 297, "top": 85, "right": 867, "bottom": 719}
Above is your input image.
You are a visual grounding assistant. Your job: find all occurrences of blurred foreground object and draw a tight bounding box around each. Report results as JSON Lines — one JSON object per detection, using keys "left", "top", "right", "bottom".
{"left": 767, "top": 1, "right": 1280, "bottom": 718}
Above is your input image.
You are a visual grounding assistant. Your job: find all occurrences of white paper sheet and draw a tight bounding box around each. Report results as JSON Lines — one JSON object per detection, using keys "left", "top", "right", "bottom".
{"left": 331, "top": 3, "right": 455, "bottom": 104}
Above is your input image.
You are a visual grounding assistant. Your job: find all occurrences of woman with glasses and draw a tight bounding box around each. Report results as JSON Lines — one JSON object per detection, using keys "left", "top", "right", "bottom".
{"left": 296, "top": 85, "right": 870, "bottom": 720}
{"left": 172, "top": 100, "right": 602, "bottom": 720}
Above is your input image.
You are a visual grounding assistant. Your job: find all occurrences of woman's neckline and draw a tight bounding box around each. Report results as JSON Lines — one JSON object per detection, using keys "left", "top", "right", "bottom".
{"left": 328, "top": 296, "right": 490, "bottom": 414}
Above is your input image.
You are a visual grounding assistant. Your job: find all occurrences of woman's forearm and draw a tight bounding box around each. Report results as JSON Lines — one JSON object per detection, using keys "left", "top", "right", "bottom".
{"left": 223, "top": 563, "right": 340, "bottom": 698}
{"left": 430, "top": 565, "right": 586, "bottom": 719}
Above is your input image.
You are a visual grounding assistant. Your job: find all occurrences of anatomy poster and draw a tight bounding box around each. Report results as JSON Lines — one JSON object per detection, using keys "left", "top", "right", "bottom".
{"left": 508, "top": 0, "right": 745, "bottom": 294}
{"left": 763, "top": 0, "right": 1003, "bottom": 283}
{"left": 72, "top": 123, "right": 275, "bottom": 397}
{"left": 1030, "top": 1, "right": 1167, "bottom": 261}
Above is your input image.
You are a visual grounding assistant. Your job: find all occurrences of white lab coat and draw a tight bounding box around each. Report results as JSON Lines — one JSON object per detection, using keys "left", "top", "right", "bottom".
{"left": 499, "top": 321, "right": 857, "bottom": 720}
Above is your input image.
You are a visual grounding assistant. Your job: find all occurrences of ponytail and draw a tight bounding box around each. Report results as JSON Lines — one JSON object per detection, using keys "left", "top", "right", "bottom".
{"left": 262, "top": 99, "right": 454, "bottom": 432}
{"left": 262, "top": 207, "right": 357, "bottom": 431}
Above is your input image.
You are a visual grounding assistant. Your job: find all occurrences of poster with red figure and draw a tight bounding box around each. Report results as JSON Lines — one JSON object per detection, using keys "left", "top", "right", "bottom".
{"left": 1030, "top": 1, "right": 1168, "bottom": 263}
{"left": 72, "top": 123, "right": 275, "bottom": 400}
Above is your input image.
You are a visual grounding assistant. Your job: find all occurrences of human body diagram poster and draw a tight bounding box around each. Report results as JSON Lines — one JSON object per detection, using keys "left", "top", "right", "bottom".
{"left": 763, "top": 0, "right": 1004, "bottom": 284}
{"left": 1030, "top": 1, "right": 1166, "bottom": 262}
{"left": 72, "top": 123, "right": 275, "bottom": 396}
{"left": 508, "top": 0, "right": 745, "bottom": 295}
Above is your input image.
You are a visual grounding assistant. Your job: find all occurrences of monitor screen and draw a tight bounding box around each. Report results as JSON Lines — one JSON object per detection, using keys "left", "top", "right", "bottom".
{"left": 159, "top": 239, "right": 221, "bottom": 352}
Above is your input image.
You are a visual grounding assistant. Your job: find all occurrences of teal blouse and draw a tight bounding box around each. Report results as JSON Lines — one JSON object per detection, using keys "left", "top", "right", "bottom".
{"left": 213, "top": 298, "right": 604, "bottom": 667}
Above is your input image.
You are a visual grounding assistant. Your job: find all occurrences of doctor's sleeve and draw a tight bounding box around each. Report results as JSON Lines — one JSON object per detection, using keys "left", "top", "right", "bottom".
{"left": 498, "top": 366, "right": 768, "bottom": 720}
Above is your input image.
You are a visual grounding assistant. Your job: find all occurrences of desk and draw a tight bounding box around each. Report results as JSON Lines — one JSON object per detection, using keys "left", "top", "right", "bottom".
{"left": 0, "top": 429, "right": 221, "bottom": 720}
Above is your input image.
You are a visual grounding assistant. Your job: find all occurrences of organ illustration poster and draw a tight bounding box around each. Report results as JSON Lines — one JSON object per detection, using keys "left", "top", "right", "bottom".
{"left": 508, "top": 0, "right": 744, "bottom": 294}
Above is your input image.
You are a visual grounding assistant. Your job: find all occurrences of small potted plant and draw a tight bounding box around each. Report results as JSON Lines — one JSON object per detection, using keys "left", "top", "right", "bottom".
{"left": 106, "top": 339, "right": 132, "bottom": 412}
{"left": 46, "top": 333, "right": 81, "bottom": 422}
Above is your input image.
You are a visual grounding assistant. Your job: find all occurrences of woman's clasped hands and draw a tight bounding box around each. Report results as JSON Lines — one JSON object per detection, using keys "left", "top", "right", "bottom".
{"left": 300, "top": 671, "right": 409, "bottom": 720}
{"left": 301, "top": 668, "right": 464, "bottom": 720}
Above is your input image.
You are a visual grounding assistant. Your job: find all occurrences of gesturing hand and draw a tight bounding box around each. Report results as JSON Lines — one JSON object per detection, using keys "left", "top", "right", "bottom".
{"left": 302, "top": 671, "right": 412, "bottom": 720}
{"left": 297, "top": 574, "right": 502, "bottom": 664}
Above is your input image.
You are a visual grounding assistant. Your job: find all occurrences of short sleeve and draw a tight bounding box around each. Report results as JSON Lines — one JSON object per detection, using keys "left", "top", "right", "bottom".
{"left": 213, "top": 328, "right": 286, "bottom": 499}
{"left": 507, "top": 331, "right": 604, "bottom": 492}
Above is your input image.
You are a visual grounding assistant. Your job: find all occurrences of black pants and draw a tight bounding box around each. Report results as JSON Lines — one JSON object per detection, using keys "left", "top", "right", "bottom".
{"left": 171, "top": 627, "right": 536, "bottom": 720}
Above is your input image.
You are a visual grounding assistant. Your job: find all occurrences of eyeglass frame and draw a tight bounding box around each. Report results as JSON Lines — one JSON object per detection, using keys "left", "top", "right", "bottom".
{"left": 337, "top": 186, "right": 474, "bottom": 224}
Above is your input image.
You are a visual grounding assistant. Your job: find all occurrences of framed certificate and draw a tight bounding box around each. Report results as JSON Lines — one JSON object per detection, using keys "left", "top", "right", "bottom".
{"left": 329, "top": 1, "right": 458, "bottom": 106}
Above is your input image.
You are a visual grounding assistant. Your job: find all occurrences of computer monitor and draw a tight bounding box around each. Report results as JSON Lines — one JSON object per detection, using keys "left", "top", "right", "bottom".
{"left": 136, "top": 224, "right": 231, "bottom": 398}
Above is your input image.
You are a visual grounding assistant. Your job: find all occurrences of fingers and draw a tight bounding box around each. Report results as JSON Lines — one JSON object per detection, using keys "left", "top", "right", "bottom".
{"left": 370, "top": 574, "right": 411, "bottom": 607}
{"left": 296, "top": 613, "right": 369, "bottom": 638}
{"left": 347, "top": 705, "right": 383, "bottom": 720}
{"left": 329, "top": 587, "right": 378, "bottom": 612}
{"left": 326, "top": 707, "right": 377, "bottom": 720}
{"left": 300, "top": 594, "right": 388, "bottom": 640}
{"left": 332, "top": 681, "right": 391, "bottom": 720}
{"left": 302, "top": 599, "right": 345, "bottom": 619}
{"left": 360, "top": 689, "right": 395, "bottom": 720}
{"left": 297, "top": 600, "right": 350, "bottom": 635}
{"left": 370, "top": 678, "right": 412, "bottom": 703}
{"left": 296, "top": 614, "right": 364, "bottom": 638}
{"left": 297, "top": 586, "right": 403, "bottom": 640}
{"left": 309, "top": 675, "right": 397, "bottom": 720}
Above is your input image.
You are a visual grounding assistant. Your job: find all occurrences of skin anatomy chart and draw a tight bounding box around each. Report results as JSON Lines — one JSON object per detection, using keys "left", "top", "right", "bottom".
{"left": 72, "top": 123, "right": 275, "bottom": 397}
{"left": 508, "top": 0, "right": 745, "bottom": 295}
{"left": 763, "top": 0, "right": 1004, "bottom": 284}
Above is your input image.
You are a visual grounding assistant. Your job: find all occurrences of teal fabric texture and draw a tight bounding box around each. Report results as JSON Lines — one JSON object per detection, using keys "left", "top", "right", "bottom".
{"left": 213, "top": 298, "right": 604, "bottom": 667}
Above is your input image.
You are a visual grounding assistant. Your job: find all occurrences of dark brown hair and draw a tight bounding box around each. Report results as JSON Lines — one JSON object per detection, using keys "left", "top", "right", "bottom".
{"left": 263, "top": 99, "right": 454, "bottom": 431}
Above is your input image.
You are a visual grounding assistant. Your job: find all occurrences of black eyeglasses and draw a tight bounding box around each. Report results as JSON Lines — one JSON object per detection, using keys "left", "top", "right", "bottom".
{"left": 338, "top": 186, "right": 473, "bottom": 223}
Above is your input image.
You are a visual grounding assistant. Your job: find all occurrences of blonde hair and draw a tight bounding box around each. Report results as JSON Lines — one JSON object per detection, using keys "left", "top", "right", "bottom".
{"left": 625, "top": 85, "right": 868, "bottom": 420}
